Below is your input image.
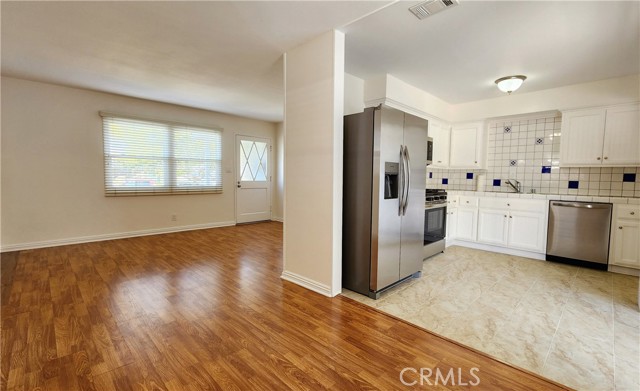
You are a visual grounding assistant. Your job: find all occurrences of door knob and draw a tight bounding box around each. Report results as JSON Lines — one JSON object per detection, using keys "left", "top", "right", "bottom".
{"left": 631, "top": 212, "right": 635, "bottom": 215}
{"left": 619, "top": 226, "right": 623, "bottom": 229}
{"left": 597, "top": 157, "right": 601, "bottom": 160}
{"left": 604, "top": 157, "right": 608, "bottom": 160}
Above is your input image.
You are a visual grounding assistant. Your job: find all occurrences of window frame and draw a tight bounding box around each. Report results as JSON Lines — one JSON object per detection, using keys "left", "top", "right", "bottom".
{"left": 100, "top": 112, "right": 223, "bottom": 196}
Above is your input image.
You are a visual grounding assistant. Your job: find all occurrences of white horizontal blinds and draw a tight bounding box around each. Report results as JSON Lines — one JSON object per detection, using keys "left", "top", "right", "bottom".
{"left": 102, "top": 114, "right": 222, "bottom": 196}
{"left": 172, "top": 125, "right": 222, "bottom": 191}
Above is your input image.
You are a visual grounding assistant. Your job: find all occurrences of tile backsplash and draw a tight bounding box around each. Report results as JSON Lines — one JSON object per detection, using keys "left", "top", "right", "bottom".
{"left": 427, "top": 114, "right": 640, "bottom": 198}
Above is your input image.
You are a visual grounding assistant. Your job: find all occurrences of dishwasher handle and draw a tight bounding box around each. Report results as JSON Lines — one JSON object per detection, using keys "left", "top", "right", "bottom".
{"left": 551, "top": 202, "right": 611, "bottom": 209}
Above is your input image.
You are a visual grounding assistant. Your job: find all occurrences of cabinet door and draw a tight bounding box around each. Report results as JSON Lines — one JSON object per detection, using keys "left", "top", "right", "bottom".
{"left": 508, "top": 211, "right": 546, "bottom": 252}
{"left": 612, "top": 221, "right": 640, "bottom": 269}
{"left": 477, "top": 209, "right": 508, "bottom": 246}
{"left": 447, "top": 208, "right": 457, "bottom": 239}
{"left": 560, "top": 109, "right": 606, "bottom": 166}
{"left": 429, "top": 121, "right": 450, "bottom": 167}
{"left": 456, "top": 208, "right": 477, "bottom": 242}
{"left": 602, "top": 105, "right": 640, "bottom": 166}
{"left": 449, "top": 124, "right": 481, "bottom": 168}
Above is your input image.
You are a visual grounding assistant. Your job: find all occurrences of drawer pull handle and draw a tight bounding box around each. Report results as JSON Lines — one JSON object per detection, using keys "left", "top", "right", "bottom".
{"left": 604, "top": 157, "right": 608, "bottom": 160}
{"left": 507, "top": 203, "right": 510, "bottom": 206}
{"left": 631, "top": 212, "right": 636, "bottom": 215}
{"left": 504, "top": 215, "right": 507, "bottom": 218}
{"left": 597, "top": 157, "right": 601, "bottom": 160}
{"left": 619, "top": 226, "right": 623, "bottom": 230}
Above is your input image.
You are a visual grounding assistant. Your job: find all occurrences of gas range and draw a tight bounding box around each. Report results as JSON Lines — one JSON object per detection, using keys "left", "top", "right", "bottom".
{"left": 425, "top": 189, "right": 447, "bottom": 208}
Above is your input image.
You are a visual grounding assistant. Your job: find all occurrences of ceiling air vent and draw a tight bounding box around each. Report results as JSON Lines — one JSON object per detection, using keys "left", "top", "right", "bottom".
{"left": 409, "top": 0, "right": 459, "bottom": 20}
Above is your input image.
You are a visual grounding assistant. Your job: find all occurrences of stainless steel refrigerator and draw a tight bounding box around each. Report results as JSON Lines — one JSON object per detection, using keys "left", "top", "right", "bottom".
{"left": 342, "top": 105, "right": 427, "bottom": 299}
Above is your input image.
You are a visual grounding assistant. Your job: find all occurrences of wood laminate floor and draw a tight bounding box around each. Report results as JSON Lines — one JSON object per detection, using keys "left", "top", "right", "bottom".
{"left": 1, "top": 222, "right": 570, "bottom": 390}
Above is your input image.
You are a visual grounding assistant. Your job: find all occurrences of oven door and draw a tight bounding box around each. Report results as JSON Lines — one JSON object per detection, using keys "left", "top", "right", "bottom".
{"left": 424, "top": 204, "right": 446, "bottom": 246}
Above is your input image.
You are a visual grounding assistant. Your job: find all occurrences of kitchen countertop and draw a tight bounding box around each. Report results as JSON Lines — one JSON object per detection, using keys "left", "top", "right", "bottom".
{"left": 445, "top": 190, "right": 640, "bottom": 205}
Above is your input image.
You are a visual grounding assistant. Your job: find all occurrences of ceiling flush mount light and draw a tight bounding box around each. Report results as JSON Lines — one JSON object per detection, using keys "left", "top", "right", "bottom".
{"left": 495, "top": 75, "right": 527, "bottom": 94}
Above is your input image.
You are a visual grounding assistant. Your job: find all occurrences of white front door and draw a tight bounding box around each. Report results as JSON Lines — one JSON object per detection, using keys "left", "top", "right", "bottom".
{"left": 236, "top": 135, "right": 271, "bottom": 224}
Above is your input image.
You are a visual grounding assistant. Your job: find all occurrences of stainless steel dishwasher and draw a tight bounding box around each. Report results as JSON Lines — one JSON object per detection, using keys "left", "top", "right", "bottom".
{"left": 546, "top": 201, "right": 613, "bottom": 270}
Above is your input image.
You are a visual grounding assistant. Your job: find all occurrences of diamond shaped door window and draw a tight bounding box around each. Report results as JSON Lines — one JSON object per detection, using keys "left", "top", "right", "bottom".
{"left": 240, "top": 140, "right": 267, "bottom": 182}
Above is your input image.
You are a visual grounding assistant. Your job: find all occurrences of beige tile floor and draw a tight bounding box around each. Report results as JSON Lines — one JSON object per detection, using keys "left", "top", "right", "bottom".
{"left": 342, "top": 246, "right": 640, "bottom": 391}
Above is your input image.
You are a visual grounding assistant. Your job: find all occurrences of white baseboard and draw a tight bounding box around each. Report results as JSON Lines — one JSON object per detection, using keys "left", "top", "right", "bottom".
{"left": 608, "top": 264, "right": 640, "bottom": 277}
{"left": 446, "top": 239, "right": 546, "bottom": 261}
{"left": 271, "top": 216, "right": 284, "bottom": 222}
{"left": 0, "top": 221, "right": 236, "bottom": 252}
{"left": 281, "top": 270, "right": 333, "bottom": 297}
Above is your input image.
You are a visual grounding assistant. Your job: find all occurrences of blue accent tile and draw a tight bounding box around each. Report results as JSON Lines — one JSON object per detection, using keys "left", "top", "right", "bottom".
{"left": 623, "top": 173, "right": 636, "bottom": 182}
{"left": 429, "top": 172, "right": 433, "bottom": 179}
{"left": 442, "top": 178, "right": 448, "bottom": 185}
{"left": 493, "top": 179, "right": 501, "bottom": 187}
{"left": 466, "top": 172, "right": 474, "bottom": 180}
{"left": 541, "top": 166, "right": 551, "bottom": 174}
{"left": 568, "top": 180, "right": 579, "bottom": 189}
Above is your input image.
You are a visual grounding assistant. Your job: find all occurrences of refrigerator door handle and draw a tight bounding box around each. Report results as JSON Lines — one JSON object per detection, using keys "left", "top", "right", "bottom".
{"left": 398, "top": 145, "right": 405, "bottom": 216}
{"left": 403, "top": 145, "right": 411, "bottom": 216}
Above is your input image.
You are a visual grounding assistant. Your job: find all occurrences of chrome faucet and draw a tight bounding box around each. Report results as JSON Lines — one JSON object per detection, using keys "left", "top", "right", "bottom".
{"left": 505, "top": 179, "right": 522, "bottom": 193}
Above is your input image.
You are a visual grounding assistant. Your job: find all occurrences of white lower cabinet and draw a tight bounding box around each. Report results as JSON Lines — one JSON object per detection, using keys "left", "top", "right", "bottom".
{"left": 449, "top": 195, "right": 547, "bottom": 255}
{"left": 610, "top": 205, "right": 640, "bottom": 269}
{"left": 507, "top": 210, "right": 547, "bottom": 252}
{"left": 447, "top": 208, "right": 457, "bottom": 239}
{"left": 455, "top": 207, "right": 478, "bottom": 242}
{"left": 477, "top": 209, "right": 508, "bottom": 246}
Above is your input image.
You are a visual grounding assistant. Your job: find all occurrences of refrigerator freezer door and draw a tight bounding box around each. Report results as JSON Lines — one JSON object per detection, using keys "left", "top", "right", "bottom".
{"left": 342, "top": 109, "right": 376, "bottom": 295}
{"left": 399, "top": 113, "right": 428, "bottom": 279}
{"left": 373, "top": 107, "right": 404, "bottom": 291}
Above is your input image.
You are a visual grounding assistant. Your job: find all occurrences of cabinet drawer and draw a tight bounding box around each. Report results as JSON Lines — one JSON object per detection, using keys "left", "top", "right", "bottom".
{"left": 508, "top": 199, "right": 547, "bottom": 213}
{"left": 447, "top": 196, "right": 459, "bottom": 207}
{"left": 617, "top": 204, "right": 640, "bottom": 221}
{"left": 459, "top": 196, "right": 478, "bottom": 207}
{"left": 479, "top": 198, "right": 509, "bottom": 210}
{"left": 478, "top": 198, "right": 546, "bottom": 213}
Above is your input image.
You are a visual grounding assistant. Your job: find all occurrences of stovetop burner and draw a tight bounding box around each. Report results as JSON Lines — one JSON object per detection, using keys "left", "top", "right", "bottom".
{"left": 425, "top": 189, "right": 447, "bottom": 206}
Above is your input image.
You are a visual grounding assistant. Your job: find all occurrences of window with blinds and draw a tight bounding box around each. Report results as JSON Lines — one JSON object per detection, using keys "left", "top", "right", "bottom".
{"left": 101, "top": 113, "right": 223, "bottom": 196}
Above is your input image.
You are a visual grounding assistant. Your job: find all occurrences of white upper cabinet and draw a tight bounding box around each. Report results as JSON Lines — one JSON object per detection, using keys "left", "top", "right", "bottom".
{"left": 560, "top": 103, "right": 639, "bottom": 167}
{"left": 449, "top": 122, "right": 485, "bottom": 169}
{"left": 429, "top": 120, "right": 450, "bottom": 168}
{"left": 602, "top": 105, "right": 640, "bottom": 166}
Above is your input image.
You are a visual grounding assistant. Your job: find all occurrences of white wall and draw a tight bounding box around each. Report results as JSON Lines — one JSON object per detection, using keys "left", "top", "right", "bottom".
{"left": 272, "top": 122, "right": 284, "bottom": 221}
{"left": 344, "top": 72, "right": 365, "bottom": 115}
{"left": 361, "top": 74, "right": 640, "bottom": 124}
{"left": 282, "top": 30, "right": 344, "bottom": 297}
{"left": 1, "top": 77, "right": 277, "bottom": 250}
{"left": 451, "top": 74, "right": 640, "bottom": 122}
{"left": 364, "top": 74, "right": 452, "bottom": 122}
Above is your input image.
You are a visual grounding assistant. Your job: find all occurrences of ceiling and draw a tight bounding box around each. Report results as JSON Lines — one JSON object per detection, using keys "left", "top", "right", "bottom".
{"left": 2, "top": 1, "right": 638, "bottom": 122}
{"left": 1, "top": 1, "right": 391, "bottom": 122}
{"left": 344, "top": 0, "right": 640, "bottom": 103}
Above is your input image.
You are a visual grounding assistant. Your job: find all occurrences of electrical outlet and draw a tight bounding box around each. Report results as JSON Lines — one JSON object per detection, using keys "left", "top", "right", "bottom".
{"left": 171, "top": 214, "right": 177, "bottom": 221}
